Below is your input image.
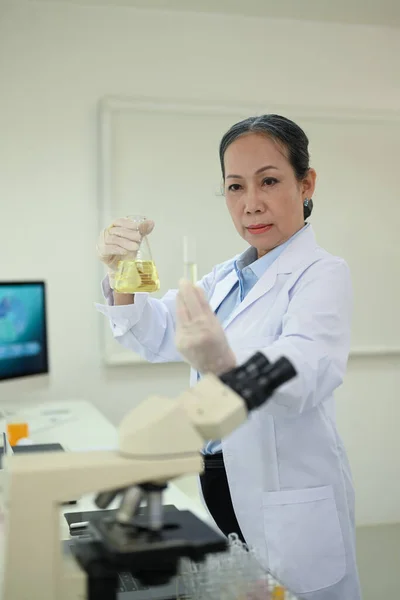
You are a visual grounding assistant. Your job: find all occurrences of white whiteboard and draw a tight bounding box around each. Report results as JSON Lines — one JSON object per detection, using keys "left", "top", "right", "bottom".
{"left": 98, "top": 97, "right": 400, "bottom": 365}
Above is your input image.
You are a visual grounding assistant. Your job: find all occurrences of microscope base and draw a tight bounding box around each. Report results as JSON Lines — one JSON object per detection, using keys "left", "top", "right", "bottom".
{"left": 71, "top": 509, "right": 227, "bottom": 597}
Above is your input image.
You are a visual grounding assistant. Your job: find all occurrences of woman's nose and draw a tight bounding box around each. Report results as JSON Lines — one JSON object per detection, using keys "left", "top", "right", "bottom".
{"left": 244, "top": 190, "right": 265, "bottom": 214}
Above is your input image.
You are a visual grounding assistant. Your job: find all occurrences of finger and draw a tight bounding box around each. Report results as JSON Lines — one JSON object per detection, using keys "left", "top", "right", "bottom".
{"left": 193, "top": 285, "right": 212, "bottom": 312}
{"left": 108, "top": 226, "right": 142, "bottom": 243}
{"left": 139, "top": 219, "right": 155, "bottom": 236}
{"left": 110, "top": 217, "right": 155, "bottom": 236}
{"left": 111, "top": 217, "right": 140, "bottom": 231}
{"left": 101, "top": 244, "right": 129, "bottom": 257}
{"left": 178, "top": 279, "right": 204, "bottom": 320}
{"left": 106, "top": 235, "right": 140, "bottom": 254}
{"left": 176, "top": 292, "right": 190, "bottom": 325}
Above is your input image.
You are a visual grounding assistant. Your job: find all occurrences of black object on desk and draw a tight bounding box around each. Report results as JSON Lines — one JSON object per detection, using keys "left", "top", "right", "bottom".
{"left": 64, "top": 505, "right": 226, "bottom": 600}
{"left": 64, "top": 505, "right": 199, "bottom": 599}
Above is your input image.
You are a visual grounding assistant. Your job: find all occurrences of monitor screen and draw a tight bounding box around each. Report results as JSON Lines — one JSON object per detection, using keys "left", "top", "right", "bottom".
{"left": 0, "top": 282, "right": 49, "bottom": 381}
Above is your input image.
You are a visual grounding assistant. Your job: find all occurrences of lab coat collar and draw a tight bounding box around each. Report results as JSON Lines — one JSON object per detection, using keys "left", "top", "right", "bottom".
{"left": 209, "top": 269, "right": 238, "bottom": 313}
{"left": 220, "top": 225, "right": 318, "bottom": 328}
{"left": 276, "top": 223, "right": 317, "bottom": 274}
{"left": 235, "top": 223, "right": 312, "bottom": 276}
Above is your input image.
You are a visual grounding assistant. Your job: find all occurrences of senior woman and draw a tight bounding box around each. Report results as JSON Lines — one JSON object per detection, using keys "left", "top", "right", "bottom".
{"left": 96, "top": 115, "right": 361, "bottom": 600}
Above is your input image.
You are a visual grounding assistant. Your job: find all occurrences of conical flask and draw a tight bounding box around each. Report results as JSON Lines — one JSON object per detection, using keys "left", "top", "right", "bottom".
{"left": 113, "top": 215, "right": 160, "bottom": 294}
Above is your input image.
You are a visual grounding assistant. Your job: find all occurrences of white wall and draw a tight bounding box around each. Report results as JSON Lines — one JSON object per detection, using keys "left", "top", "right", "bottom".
{"left": 0, "top": 0, "right": 399, "bottom": 525}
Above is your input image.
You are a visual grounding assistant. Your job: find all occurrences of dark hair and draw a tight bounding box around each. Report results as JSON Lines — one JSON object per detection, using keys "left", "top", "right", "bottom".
{"left": 219, "top": 114, "right": 310, "bottom": 181}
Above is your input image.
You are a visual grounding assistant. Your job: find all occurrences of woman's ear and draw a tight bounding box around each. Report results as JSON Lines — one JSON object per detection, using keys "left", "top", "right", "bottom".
{"left": 302, "top": 168, "right": 317, "bottom": 199}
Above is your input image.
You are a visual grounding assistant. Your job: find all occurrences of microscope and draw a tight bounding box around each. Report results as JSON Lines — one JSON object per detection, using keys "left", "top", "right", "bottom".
{"left": 1, "top": 352, "right": 295, "bottom": 600}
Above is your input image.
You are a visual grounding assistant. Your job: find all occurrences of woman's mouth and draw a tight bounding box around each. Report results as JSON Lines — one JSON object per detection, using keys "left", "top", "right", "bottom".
{"left": 246, "top": 224, "right": 273, "bottom": 235}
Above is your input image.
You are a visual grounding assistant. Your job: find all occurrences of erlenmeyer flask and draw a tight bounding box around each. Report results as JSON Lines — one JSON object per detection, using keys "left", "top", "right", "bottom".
{"left": 113, "top": 215, "right": 160, "bottom": 294}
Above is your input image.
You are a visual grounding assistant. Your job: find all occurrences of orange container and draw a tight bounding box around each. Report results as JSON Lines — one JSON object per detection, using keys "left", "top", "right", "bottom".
{"left": 6, "top": 423, "right": 29, "bottom": 447}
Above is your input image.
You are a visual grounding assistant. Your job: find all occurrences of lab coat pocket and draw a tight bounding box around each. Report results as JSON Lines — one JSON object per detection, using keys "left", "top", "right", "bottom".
{"left": 263, "top": 485, "right": 346, "bottom": 595}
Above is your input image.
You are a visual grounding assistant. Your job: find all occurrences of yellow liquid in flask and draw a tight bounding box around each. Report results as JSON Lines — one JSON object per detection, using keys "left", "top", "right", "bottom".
{"left": 114, "top": 260, "right": 160, "bottom": 294}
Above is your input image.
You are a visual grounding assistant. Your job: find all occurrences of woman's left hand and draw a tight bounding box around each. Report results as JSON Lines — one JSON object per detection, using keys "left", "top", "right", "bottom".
{"left": 175, "top": 279, "right": 237, "bottom": 376}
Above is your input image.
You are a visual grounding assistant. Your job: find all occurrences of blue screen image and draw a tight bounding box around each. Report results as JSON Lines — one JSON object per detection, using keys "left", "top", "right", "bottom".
{"left": 0, "top": 283, "right": 49, "bottom": 380}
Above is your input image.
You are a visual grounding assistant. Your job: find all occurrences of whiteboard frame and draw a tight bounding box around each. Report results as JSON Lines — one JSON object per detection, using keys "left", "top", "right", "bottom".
{"left": 97, "top": 95, "right": 400, "bottom": 365}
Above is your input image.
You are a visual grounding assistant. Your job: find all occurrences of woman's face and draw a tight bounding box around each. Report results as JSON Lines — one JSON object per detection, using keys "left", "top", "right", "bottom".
{"left": 223, "top": 133, "right": 316, "bottom": 257}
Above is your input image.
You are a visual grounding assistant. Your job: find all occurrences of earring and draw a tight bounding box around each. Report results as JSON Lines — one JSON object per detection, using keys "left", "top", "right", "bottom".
{"left": 303, "top": 198, "right": 313, "bottom": 220}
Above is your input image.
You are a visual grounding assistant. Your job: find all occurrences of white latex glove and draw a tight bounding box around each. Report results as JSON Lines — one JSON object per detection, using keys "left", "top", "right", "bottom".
{"left": 175, "top": 279, "right": 237, "bottom": 376}
{"left": 96, "top": 217, "right": 154, "bottom": 288}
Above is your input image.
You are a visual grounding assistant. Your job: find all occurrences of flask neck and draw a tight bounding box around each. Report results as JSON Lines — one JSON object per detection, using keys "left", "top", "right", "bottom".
{"left": 136, "top": 234, "right": 153, "bottom": 262}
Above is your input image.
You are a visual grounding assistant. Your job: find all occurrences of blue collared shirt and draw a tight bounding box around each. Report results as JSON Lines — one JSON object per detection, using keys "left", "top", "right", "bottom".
{"left": 203, "top": 225, "right": 309, "bottom": 454}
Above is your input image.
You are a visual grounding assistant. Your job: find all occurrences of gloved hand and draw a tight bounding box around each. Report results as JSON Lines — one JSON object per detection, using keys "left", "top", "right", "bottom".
{"left": 96, "top": 217, "right": 154, "bottom": 288}
{"left": 175, "top": 279, "right": 237, "bottom": 376}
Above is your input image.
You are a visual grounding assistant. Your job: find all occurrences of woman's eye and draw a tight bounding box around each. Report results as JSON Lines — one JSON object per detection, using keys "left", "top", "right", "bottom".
{"left": 227, "top": 183, "right": 242, "bottom": 192}
{"left": 263, "top": 177, "right": 278, "bottom": 187}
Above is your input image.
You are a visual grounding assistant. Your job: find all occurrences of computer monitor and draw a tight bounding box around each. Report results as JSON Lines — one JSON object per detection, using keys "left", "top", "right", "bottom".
{"left": 0, "top": 281, "right": 49, "bottom": 381}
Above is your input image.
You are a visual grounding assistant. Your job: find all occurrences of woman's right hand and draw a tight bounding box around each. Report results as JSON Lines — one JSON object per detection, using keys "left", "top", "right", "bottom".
{"left": 96, "top": 217, "right": 155, "bottom": 286}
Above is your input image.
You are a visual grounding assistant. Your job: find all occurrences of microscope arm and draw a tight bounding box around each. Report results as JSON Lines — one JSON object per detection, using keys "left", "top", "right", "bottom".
{"left": 118, "top": 352, "right": 296, "bottom": 459}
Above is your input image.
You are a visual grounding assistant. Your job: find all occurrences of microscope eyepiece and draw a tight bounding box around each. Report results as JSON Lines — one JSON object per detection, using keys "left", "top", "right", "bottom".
{"left": 220, "top": 352, "right": 296, "bottom": 413}
{"left": 260, "top": 356, "right": 297, "bottom": 392}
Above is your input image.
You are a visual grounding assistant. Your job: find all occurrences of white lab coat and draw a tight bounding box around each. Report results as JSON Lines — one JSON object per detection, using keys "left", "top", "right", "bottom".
{"left": 97, "top": 226, "right": 361, "bottom": 600}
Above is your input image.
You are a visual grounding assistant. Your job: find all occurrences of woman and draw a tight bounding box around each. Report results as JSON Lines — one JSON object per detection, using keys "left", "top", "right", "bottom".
{"left": 96, "top": 115, "right": 361, "bottom": 600}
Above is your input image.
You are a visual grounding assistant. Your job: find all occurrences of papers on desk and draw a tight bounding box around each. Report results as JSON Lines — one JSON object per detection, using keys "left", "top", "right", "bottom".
{"left": 0, "top": 401, "right": 119, "bottom": 451}
{"left": 1, "top": 406, "right": 78, "bottom": 434}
